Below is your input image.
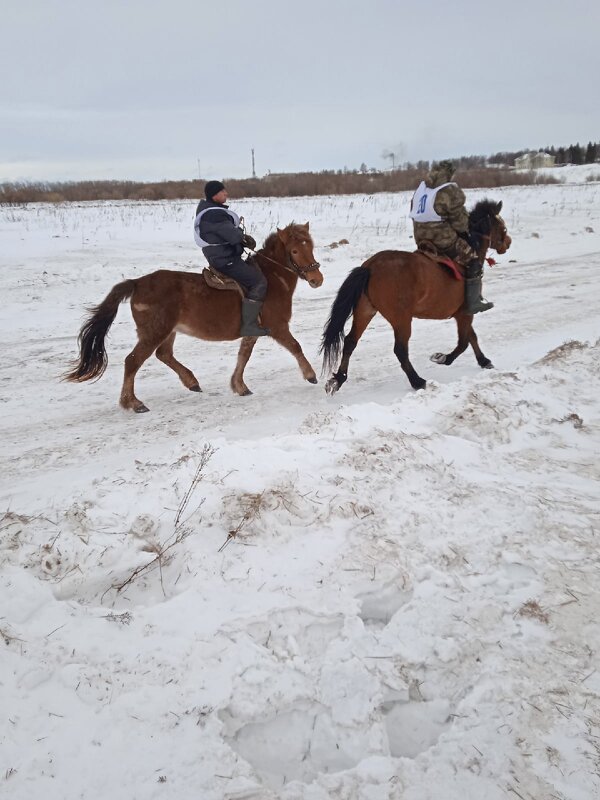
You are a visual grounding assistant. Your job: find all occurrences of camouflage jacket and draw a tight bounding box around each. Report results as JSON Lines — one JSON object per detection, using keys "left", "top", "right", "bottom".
{"left": 411, "top": 164, "right": 474, "bottom": 261}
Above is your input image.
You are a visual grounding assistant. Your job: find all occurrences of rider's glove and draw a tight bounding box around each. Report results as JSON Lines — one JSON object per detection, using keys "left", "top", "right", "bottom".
{"left": 242, "top": 234, "right": 256, "bottom": 250}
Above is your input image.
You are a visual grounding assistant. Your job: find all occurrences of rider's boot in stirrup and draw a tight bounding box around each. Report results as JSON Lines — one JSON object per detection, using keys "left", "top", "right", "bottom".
{"left": 240, "top": 298, "right": 271, "bottom": 337}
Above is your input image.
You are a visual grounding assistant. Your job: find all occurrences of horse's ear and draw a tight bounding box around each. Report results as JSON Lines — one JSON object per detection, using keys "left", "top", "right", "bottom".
{"left": 495, "top": 201, "right": 503, "bottom": 213}
{"left": 277, "top": 227, "right": 287, "bottom": 243}
{"left": 303, "top": 221, "right": 310, "bottom": 230}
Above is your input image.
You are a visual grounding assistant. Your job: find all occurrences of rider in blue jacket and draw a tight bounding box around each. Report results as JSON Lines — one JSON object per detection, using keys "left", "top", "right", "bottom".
{"left": 194, "top": 180, "right": 269, "bottom": 337}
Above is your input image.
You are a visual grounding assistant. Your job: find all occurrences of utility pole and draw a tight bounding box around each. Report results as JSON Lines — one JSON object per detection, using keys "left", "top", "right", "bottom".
{"left": 251, "top": 148, "right": 256, "bottom": 178}
{"left": 197, "top": 158, "right": 202, "bottom": 180}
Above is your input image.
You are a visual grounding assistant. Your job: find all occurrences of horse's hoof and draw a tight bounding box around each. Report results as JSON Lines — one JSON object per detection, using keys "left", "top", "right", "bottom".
{"left": 241, "top": 388, "right": 253, "bottom": 396}
{"left": 430, "top": 352, "right": 447, "bottom": 365}
{"left": 413, "top": 380, "right": 427, "bottom": 391}
{"left": 482, "top": 362, "right": 494, "bottom": 370}
{"left": 134, "top": 404, "right": 150, "bottom": 413}
{"left": 189, "top": 384, "right": 202, "bottom": 392}
{"left": 307, "top": 376, "right": 318, "bottom": 384}
{"left": 325, "top": 378, "right": 339, "bottom": 396}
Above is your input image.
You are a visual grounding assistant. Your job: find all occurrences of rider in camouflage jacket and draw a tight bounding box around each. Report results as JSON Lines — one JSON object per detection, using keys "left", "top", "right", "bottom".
{"left": 411, "top": 161, "right": 474, "bottom": 262}
{"left": 410, "top": 161, "right": 493, "bottom": 314}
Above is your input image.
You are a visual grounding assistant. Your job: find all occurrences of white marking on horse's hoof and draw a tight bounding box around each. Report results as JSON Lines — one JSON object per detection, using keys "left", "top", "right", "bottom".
{"left": 134, "top": 404, "right": 150, "bottom": 413}
{"left": 430, "top": 352, "right": 447, "bottom": 364}
{"left": 483, "top": 362, "right": 494, "bottom": 370}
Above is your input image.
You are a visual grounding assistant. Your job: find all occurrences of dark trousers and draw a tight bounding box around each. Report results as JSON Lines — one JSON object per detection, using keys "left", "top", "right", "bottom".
{"left": 212, "top": 256, "right": 267, "bottom": 301}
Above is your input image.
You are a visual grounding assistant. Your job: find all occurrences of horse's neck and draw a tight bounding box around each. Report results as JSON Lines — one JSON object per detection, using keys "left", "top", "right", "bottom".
{"left": 259, "top": 242, "right": 298, "bottom": 289}
{"left": 470, "top": 229, "right": 489, "bottom": 261}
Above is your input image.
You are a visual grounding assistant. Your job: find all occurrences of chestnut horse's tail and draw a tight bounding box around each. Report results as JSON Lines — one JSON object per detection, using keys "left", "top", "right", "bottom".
{"left": 64, "top": 279, "right": 137, "bottom": 382}
{"left": 320, "top": 265, "right": 371, "bottom": 374}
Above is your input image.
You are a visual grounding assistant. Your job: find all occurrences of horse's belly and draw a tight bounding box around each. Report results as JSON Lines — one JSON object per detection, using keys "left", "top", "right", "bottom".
{"left": 414, "top": 283, "right": 463, "bottom": 319}
{"left": 175, "top": 290, "right": 241, "bottom": 342}
{"left": 175, "top": 309, "right": 240, "bottom": 342}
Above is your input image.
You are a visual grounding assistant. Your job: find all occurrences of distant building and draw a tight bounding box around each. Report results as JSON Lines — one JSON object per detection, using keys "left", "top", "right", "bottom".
{"left": 514, "top": 152, "right": 556, "bottom": 169}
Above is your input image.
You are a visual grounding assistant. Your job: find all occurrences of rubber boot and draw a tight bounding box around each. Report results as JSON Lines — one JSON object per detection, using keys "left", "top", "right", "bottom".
{"left": 240, "top": 298, "right": 270, "bottom": 337}
{"left": 464, "top": 259, "right": 494, "bottom": 314}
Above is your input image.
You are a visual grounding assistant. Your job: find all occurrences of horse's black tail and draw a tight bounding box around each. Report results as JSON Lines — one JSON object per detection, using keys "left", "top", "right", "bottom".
{"left": 63, "top": 279, "right": 137, "bottom": 382}
{"left": 320, "top": 265, "right": 371, "bottom": 375}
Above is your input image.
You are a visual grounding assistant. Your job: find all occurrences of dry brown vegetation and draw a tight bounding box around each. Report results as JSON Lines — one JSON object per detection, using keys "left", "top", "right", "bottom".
{"left": 517, "top": 599, "right": 550, "bottom": 624}
{"left": 0, "top": 167, "right": 559, "bottom": 205}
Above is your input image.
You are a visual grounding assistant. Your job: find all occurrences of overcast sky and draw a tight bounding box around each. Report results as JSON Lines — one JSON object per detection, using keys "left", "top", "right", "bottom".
{"left": 2, "top": 0, "right": 598, "bottom": 183}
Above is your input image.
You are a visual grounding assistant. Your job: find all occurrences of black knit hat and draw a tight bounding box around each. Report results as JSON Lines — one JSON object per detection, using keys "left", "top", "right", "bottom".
{"left": 204, "top": 180, "right": 225, "bottom": 200}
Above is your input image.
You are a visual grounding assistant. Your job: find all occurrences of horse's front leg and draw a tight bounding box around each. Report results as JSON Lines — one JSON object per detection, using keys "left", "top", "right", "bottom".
{"left": 230, "top": 336, "right": 258, "bottom": 396}
{"left": 468, "top": 327, "right": 493, "bottom": 369}
{"left": 430, "top": 313, "right": 472, "bottom": 366}
{"left": 271, "top": 327, "right": 318, "bottom": 384}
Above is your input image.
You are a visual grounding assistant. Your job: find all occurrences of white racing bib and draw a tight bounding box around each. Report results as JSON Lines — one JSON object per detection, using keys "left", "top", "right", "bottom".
{"left": 194, "top": 207, "right": 241, "bottom": 247}
{"left": 409, "top": 181, "right": 456, "bottom": 223}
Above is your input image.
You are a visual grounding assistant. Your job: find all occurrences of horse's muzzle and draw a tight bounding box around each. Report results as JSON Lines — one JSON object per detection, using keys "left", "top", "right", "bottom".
{"left": 292, "top": 259, "right": 323, "bottom": 287}
{"left": 496, "top": 234, "right": 512, "bottom": 254}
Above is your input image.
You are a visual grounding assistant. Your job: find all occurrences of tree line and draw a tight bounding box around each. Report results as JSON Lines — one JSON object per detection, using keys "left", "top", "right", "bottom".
{"left": 0, "top": 165, "right": 564, "bottom": 205}
{"left": 3, "top": 139, "right": 597, "bottom": 205}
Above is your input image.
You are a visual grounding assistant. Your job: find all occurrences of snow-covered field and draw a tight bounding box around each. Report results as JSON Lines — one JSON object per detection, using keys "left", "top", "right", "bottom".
{"left": 1, "top": 179, "right": 599, "bottom": 800}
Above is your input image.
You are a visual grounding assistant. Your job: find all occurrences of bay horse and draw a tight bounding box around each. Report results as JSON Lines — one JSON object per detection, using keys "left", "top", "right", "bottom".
{"left": 65, "top": 223, "right": 323, "bottom": 412}
{"left": 321, "top": 200, "right": 511, "bottom": 394}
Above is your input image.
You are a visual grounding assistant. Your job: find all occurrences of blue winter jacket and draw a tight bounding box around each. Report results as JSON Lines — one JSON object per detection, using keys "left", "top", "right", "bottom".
{"left": 193, "top": 199, "right": 244, "bottom": 268}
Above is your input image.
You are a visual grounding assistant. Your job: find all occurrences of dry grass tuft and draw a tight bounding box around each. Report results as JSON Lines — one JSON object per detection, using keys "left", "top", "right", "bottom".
{"left": 110, "top": 444, "right": 215, "bottom": 597}
{"left": 536, "top": 340, "right": 588, "bottom": 365}
{"left": 517, "top": 599, "right": 550, "bottom": 624}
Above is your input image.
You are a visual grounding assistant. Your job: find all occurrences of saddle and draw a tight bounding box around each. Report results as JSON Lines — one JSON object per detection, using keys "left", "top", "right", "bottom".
{"left": 416, "top": 243, "right": 465, "bottom": 281}
{"left": 202, "top": 266, "right": 245, "bottom": 297}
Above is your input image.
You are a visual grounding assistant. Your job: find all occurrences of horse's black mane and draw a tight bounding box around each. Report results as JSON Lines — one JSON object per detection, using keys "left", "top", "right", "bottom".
{"left": 469, "top": 199, "right": 499, "bottom": 231}
{"left": 468, "top": 199, "right": 502, "bottom": 249}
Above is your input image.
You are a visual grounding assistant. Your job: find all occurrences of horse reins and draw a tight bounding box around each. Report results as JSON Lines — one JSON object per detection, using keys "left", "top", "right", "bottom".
{"left": 248, "top": 248, "right": 321, "bottom": 279}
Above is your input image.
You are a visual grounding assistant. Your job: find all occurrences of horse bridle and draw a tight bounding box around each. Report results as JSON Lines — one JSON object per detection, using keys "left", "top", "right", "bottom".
{"left": 473, "top": 214, "right": 506, "bottom": 251}
{"left": 240, "top": 214, "right": 320, "bottom": 279}
{"left": 250, "top": 248, "right": 321, "bottom": 279}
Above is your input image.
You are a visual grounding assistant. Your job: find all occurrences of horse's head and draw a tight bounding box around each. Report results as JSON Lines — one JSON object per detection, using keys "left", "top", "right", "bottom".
{"left": 275, "top": 223, "right": 323, "bottom": 288}
{"left": 469, "top": 200, "right": 512, "bottom": 255}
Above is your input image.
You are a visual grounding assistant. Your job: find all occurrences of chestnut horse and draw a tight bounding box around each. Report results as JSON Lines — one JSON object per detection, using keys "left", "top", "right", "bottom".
{"left": 65, "top": 223, "right": 323, "bottom": 412}
{"left": 321, "top": 200, "right": 511, "bottom": 394}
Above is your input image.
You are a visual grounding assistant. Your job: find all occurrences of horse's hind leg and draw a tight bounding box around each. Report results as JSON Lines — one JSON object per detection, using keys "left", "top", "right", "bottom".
{"left": 155, "top": 333, "right": 202, "bottom": 392}
{"left": 392, "top": 317, "right": 426, "bottom": 390}
{"left": 231, "top": 336, "right": 258, "bottom": 396}
{"left": 120, "top": 337, "right": 161, "bottom": 413}
{"left": 325, "top": 296, "right": 376, "bottom": 395}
